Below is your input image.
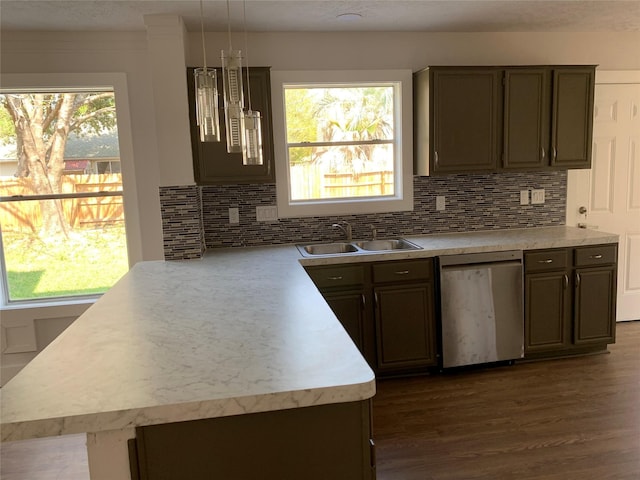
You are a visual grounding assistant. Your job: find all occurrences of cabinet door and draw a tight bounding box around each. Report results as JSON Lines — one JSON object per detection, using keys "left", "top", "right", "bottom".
{"left": 187, "top": 67, "right": 274, "bottom": 184}
{"left": 323, "top": 291, "right": 366, "bottom": 352}
{"left": 574, "top": 266, "right": 616, "bottom": 345}
{"left": 431, "top": 68, "right": 501, "bottom": 174}
{"left": 373, "top": 283, "right": 436, "bottom": 372}
{"left": 550, "top": 67, "right": 595, "bottom": 169}
{"left": 503, "top": 68, "right": 550, "bottom": 170}
{"left": 525, "top": 270, "right": 572, "bottom": 354}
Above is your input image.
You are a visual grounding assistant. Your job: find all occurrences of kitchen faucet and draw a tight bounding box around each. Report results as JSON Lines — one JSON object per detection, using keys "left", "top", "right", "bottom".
{"left": 332, "top": 222, "right": 352, "bottom": 242}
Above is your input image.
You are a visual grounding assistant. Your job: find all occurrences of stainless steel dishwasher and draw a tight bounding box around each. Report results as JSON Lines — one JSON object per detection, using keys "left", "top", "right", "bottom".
{"left": 438, "top": 250, "right": 524, "bottom": 369}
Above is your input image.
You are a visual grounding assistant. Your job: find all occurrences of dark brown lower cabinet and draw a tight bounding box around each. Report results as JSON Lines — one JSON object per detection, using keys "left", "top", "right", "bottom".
{"left": 129, "top": 401, "right": 375, "bottom": 480}
{"left": 372, "top": 259, "right": 437, "bottom": 374}
{"left": 574, "top": 265, "right": 617, "bottom": 345}
{"left": 305, "top": 259, "right": 437, "bottom": 376}
{"left": 524, "top": 244, "right": 617, "bottom": 358}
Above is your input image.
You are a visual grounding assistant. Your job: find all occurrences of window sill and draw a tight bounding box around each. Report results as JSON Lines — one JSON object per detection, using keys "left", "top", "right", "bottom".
{"left": 1, "top": 295, "right": 99, "bottom": 311}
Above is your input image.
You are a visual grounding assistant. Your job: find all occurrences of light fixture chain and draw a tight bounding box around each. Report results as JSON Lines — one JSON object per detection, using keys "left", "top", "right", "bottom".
{"left": 200, "top": 0, "right": 207, "bottom": 69}
{"left": 243, "top": 0, "right": 253, "bottom": 112}
{"left": 226, "top": 0, "right": 233, "bottom": 50}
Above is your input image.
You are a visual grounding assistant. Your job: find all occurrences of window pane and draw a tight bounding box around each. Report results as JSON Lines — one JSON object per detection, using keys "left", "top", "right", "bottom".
{"left": 0, "top": 90, "right": 129, "bottom": 302}
{"left": 284, "top": 86, "right": 395, "bottom": 143}
{"left": 289, "top": 144, "right": 395, "bottom": 201}
{"left": 1, "top": 197, "right": 128, "bottom": 301}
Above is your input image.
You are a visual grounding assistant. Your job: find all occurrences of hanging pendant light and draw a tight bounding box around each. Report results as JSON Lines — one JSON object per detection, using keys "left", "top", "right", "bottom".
{"left": 194, "top": 0, "right": 220, "bottom": 143}
{"left": 221, "top": 0, "right": 244, "bottom": 153}
{"left": 241, "top": 0, "right": 263, "bottom": 165}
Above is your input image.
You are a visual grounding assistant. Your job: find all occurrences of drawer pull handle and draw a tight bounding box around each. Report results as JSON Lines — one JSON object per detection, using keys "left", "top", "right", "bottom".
{"left": 327, "top": 276, "right": 343, "bottom": 281}
{"left": 395, "top": 270, "right": 410, "bottom": 275}
{"left": 538, "top": 259, "right": 553, "bottom": 264}
{"left": 589, "top": 254, "right": 603, "bottom": 259}
{"left": 564, "top": 274, "right": 569, "bottom": 289}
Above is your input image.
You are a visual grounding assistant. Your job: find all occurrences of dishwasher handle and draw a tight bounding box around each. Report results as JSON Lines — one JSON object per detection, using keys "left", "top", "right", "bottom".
{"left": 439, "top": 250, "right": 523, "bottom": 268}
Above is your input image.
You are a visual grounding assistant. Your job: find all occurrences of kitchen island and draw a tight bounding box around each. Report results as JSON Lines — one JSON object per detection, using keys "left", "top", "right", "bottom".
{"left": 0, "top": 246, "right": 377, "bottom": 479}
{"left": 0, "top": 226, "right": 618, "bottom": 479}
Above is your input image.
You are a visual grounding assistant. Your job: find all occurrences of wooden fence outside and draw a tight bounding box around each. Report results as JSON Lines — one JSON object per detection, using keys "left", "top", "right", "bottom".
{"left": 0, "top": 174, "right": 124, "bottom": 233}
{"left": 290, "top": 164, "right": 394, "bottom": 200}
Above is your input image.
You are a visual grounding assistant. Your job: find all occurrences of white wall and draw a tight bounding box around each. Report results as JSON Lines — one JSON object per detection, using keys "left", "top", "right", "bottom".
{"left": 188, "top": 31, "right": 640, "bottom": 70}
{"left": 1, "top": 26, "right": 639, "bottom": 384}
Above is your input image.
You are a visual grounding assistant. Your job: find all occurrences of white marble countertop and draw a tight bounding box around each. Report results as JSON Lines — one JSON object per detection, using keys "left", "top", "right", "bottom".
{"left": 298, "top": 226, "right": 619, "bottom": 266}
{"left": 0, "top": 226, "right": 617, "bottom": 442}
{"left": 1, "top": 246, "right": 375, "bottom": 442}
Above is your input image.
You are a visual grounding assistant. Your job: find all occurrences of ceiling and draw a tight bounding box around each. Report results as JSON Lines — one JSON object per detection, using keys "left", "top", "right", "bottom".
{"left": 1, "top": 0, "right": 639, "bottom": 33}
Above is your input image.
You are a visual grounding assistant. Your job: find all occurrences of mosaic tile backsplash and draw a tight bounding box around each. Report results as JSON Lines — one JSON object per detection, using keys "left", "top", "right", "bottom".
{"left": 160, "top": 171, "right": 567, "bottom": 259}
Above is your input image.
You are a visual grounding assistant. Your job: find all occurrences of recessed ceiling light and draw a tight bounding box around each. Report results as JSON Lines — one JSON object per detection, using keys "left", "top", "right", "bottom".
{"left": 336, "top": 13, "right": 363, "bottom": 22}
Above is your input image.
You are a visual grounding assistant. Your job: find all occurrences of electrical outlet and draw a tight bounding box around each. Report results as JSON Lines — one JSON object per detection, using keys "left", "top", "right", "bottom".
{"left": 256, "top": 205, "right": 278, "bottom": 222}
{"left": 520, "top": 190, "right": 530, "bottom": 205}
{"left": 531, "top": 189, "right": 545, "bottom": 205}
{"left": 229, "top": 207, "right": 239, "bottom": 224}
{"left": 436, "top": 196, "right": 446, "bottom": 211}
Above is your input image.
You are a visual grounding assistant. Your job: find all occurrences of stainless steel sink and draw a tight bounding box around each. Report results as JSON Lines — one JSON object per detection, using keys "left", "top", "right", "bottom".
{"left": 353, "top": 239, "right": 421, "bottom": 251}
{"left": 300, "top": 242, "right": 359, "bottom": 256}
{"left": 297, "top": 238, "right": 422, "bottom": 256}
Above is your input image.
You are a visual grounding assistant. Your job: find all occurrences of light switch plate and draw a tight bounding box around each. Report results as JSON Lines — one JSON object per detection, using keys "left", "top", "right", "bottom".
{"left": 531, "top": 189, "right": 545, "bottom": 204}
{"left": 436, "top": 196, "right": 446, "bottom": 211}
{"left": 520, "top": 190, "right": 530, "bottom": 205}
{"left": 229, "top": 207, "right": 239, "bottom": 224}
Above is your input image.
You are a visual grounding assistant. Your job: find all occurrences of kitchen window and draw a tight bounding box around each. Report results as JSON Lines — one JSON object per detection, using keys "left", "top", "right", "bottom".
{"left": 271, "top": 70, "right": 413, "bottom": 218}
{"left": 0, "top": 83, "right": 130, "bottom": 304}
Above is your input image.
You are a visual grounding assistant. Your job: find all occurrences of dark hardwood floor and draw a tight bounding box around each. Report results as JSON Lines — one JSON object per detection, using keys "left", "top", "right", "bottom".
{"left": 1, "top": 321, "right": 638, "bottom": 480}
{"left": 373, "top": 320, "right": 640, "bottom": 480}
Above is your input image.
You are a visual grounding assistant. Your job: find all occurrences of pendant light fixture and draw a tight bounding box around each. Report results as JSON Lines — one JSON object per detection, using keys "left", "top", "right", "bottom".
{"left": 240, "top": 0, "right": 263, "bottom": 165}
{"left": 194, "top": 0, "right": 220, "bottom": 143}
{"left": 221, "top": 0, "right": 245, "bottom": 153}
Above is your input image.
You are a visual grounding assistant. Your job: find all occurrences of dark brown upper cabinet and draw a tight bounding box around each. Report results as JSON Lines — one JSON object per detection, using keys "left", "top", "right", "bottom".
{"left": 503, "top": 68, "right": 550, "bottom": 170}
{"left": 430, "top": 68, "right": 502, "bottom": 174}
{"left": 503, "top": 66, "right": 595, "bottom": 171}
{"left": 186, "top": 67, "right": 274, "bottom": 184}
{"left": 550, "top": 68, "right": 595, "bottom": 169}
{"left": 421, "top": 65, "right": 595, "bottom": 175}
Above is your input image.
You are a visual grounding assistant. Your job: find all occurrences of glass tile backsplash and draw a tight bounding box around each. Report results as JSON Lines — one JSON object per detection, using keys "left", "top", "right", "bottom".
{"left": 160, "top": 171, "right": 567, "bottom": 260}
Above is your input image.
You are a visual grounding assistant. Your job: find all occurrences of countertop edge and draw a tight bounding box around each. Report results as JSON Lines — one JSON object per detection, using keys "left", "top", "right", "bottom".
{"left": 2, "top": 378, "right": 376, "bottom": 442}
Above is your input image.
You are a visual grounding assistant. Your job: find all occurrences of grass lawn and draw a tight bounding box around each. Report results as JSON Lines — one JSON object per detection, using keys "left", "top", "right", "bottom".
{"left": 3, "top": 225, "right": 129, "bottom": 301}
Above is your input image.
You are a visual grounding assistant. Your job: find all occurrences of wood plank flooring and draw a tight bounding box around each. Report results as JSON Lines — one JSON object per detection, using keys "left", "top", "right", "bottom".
{"left": 373, "top": 320, "right": 640, "bottom": 480}
{"left": 1, "top": 321, "right": 638, "bottom": 479}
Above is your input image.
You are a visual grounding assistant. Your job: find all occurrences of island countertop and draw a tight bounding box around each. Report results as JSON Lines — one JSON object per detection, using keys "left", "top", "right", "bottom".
{"left": 0, "top": 226, "right": 618, "bottom": 443}
{"left": 1, "top": 246, "right": 376, "bottom": 442}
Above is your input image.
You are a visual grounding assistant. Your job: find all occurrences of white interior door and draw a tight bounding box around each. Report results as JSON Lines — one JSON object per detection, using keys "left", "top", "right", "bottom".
{"left": 567, "top": 71, "right": 640, "bottom": 322}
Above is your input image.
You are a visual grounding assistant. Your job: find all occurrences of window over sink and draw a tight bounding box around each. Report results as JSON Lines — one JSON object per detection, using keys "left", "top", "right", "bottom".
{"left": 271, "top": 70, "right": 413, "bottom": 218}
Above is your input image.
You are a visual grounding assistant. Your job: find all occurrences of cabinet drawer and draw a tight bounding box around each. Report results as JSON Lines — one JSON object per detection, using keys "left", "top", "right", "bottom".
{"left": 574, "top": 244, "right": 617, "bottom": 267}
{"left": 525, "top": 249, "right": 568, "bottom": 273}
{"left": 372, "top": 259, "right": 433, "bottom": 283}
{"left": 306, "top": 265, "right": 365, "bottom": 289}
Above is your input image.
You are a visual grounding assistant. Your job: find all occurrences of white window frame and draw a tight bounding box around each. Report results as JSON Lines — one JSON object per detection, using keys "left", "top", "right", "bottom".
{"left": 271, "top": 70, "right": 414, "bottom": 218}
{"left": 0, "top": 73, "right": 138, "bottom": 308}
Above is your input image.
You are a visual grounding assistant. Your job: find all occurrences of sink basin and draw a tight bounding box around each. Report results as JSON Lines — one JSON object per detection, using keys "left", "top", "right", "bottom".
{"left": 353, "top": 239, "right": 421, "bottom": 251}
{"left": 297, "top": 238, "right": 422, "bottom": 256}
{"left": 300, "top": 242, "right": 359, "bottom": 256}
